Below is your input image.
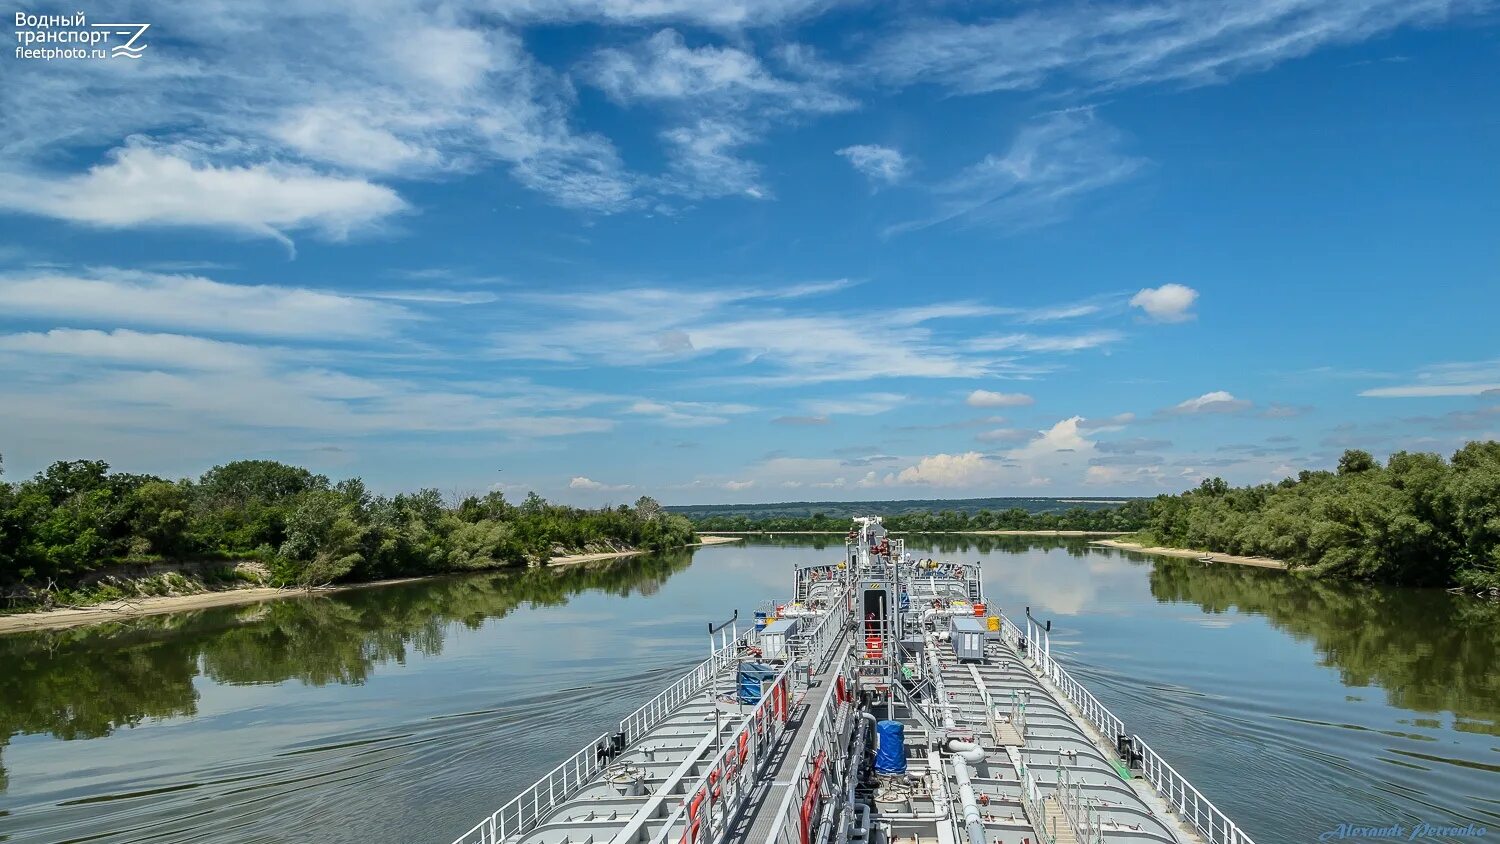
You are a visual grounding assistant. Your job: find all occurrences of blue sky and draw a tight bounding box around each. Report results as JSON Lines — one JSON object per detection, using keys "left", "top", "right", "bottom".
{"left": 1, "top": 0, "right": 1497, "bottom": 504}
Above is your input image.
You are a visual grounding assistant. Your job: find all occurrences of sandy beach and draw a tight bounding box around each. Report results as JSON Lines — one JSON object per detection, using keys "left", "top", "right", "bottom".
{"left": 1090, "top": 539, "right": 1288, "bottom": 570}
{"left": 0, "top": 536, "right": 745, "bottom": 635}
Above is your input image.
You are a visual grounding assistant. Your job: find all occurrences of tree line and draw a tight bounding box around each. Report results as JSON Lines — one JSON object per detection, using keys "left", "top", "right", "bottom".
{"left": 691, "top": 442, "right": 1500, "bottom": 589}
{"left": 691, "top": 503, "right": 1151, "bottom": 534}
{"left": 1136, "top": 443, "right": 1500, "bottom": 589}
{"left": 0, "top": 456, "right": 696, "bottom": 594}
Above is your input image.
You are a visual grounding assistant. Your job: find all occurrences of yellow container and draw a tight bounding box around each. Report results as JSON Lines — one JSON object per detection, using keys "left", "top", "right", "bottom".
{"left": 986, "top": 615, "right": 1000, "bottom": 632}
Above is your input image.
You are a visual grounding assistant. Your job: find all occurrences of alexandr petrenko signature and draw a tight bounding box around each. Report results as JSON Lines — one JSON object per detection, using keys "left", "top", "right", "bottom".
{"left": 1319, "top": 823, "right": 1487, "bottom": 841}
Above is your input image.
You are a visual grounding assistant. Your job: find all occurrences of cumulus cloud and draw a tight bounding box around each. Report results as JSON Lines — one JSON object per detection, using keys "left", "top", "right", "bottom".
{"left": 1130, "top": 284, "right": 1199, "bottom": 322}
{"left": 837, "top": 145, "right": 909, "bottom": 184}
{"left": 967, "top": 389, "right": 1035, "bottom": 408}
{"left": 895, "top": 452, "right": 993, "bottom": 487}
{"left": 1169, "top": 390, "right": 1252, "bottom": 414}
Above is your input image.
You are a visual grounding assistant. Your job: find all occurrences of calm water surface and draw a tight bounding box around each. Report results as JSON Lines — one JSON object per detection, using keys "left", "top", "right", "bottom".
{"left": 1, "top": 538, "right": 1496, "bottom": 843}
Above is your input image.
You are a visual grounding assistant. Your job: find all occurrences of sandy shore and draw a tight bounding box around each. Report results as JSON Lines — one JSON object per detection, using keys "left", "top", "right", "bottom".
{"left": 1090, "top": 539, "right": 1288, "bottom": 570}
{"left": 547, "top": 535, "right": 742, "bottom": 567}
{"left": 0, "top": 536, "right": 746, "bottom": 635}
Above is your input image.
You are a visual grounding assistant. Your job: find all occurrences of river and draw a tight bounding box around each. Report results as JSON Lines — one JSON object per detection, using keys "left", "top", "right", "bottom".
{"left": 1, "top": 537, "right": 1496, "bottom": 843}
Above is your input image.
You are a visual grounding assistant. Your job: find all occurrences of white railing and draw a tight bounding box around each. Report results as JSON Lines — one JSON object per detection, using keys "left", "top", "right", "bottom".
{"left": 1046, "top": 659, "right": 1125, "bottom": 744}
{"left": 1017, "top": 761, "right": 1055, "bottom": 844}
{"left": 1000, "top": 615, "right": 1258, "bottom": 844}
{"left": 649, "top": 662, "right": 800, "bottom": 844}
{"left": 1134, "top": 735, "right": 1256, "bottom": 844}
{"left": 1055, "top": 763, "right": 1105, "bottom": 844}
{"left": 453, "top": 631, "right": 749, "bottom": 844}
{"left": 619, "top": 632, "right": 745, "bottom": 744}
{"left": 791, "top": 589, "right": 850, "bottom": 672}
{"left": 451, "top": 731, "right": 611, "bottom": 844}
{"left": 763, "top": 652, "right": 855, "bottom": 844}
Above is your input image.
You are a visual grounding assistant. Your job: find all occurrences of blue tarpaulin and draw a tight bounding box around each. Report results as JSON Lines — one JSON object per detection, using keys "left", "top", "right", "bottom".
{"left": 875, "top": 720, "right": 906, "bottom": 773}
{"left": 737, "top": 662, "right": 778, "bottom": 704}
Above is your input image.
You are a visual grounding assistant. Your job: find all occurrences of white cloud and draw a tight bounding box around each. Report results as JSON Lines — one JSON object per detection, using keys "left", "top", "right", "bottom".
{"left": 493, "top": 0, "right": 836, "bottom": 28}
{"left": 1130, "top": 284, "right": 1199, "bottom": 322}
{"left": 0, "top": 329, "right": 264, "bottom": 371}
{"left": 967, "top": 330, "right": 1122, "bottom": 353}
{"left": 1008, "top": 416, "right": 1094, "bottom": 459}
{"left": 0, "top": 268, "right": 411, "bottom": 340}
{"left": 892, "top": 109, "right": 1145, "bottom": 233}
{"left": 837, "top": 145, "right": 909, "bottom": 184}
{"left": 967, "top": 390, "right": 1036, "bottom": 408}
{"left": 0, "top": 144, "right": 406, "bottom": 248}
{"left": 2, "top": 13, "right": 636, "bottom": 215}
{"left": 1362, "top": 384, "right": 1500, "bottom": 398}
{"left": 491, "top": 283, "right": 1009, "bottom": 385}
{"left": 570, "top": 476, "right": 633, "bottom": 491}
{"left": 586, "top": 29, "right": 850, "bottom": 112}
{"left": 1359, "top": 358, "right": 1500, "bottom": 398}
{"left": 895, "top": 452, "right": 994, "bottom": 487}
{"left": 626, "top": 399, "right": 756, "bottom": 427}
{"left": 1170, "top": 390, "right": 1253, "bottom": 414}
{"left": 864, "top": 0, "right": 1476, "bottom": 94}
{"left": 722, "top": 479, "right": 756, "bottom": 491}
{"left": 659, "top": 120, "right": 768, "bottom": 199}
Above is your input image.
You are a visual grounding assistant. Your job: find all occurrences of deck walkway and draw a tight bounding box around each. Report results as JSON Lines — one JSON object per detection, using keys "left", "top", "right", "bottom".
{"left": 727, "top": 632, "right": 849, "bottom": 844}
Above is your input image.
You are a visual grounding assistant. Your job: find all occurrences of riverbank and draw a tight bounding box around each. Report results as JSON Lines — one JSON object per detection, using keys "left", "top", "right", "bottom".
{"left": 1090, "top": 539, "right": 1288, "bottom": 570}
{"left": 0, "top": 536, "right": 744, "bottom": 635}
{"left": 700, "top": 530, "right": 1127, "bottom": 536}
{"left": 548, "top": 535, "right": 740, "bottom": 566}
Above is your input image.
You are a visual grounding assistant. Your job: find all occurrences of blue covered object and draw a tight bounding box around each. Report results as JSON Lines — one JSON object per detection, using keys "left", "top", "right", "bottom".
{"left": 737, "top": 662, "right": 778, "bottom": 703}
{"left": 875, "top": 720, "right": 907, "bottom": 773}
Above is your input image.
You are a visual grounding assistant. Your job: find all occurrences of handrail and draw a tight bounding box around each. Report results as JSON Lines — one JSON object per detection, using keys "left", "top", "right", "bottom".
{"left": 1017, "top": 761, "right": 1055, "bottom": 844}
{"left": 647, "top": 660, "right": 801, "bottom": 844}
{"left": 619, "top": 629, "right": 747, "bottom": 744}
{"left": 1134, "top": 734, "right": 1254, "bottom": 844}
{"left": 791, "top": 587, "right": 851, "bottom": 673}
{"left": 1000, "top": 615, "right": 1257, "bottom": 844}
{"left": 452, "top": 631, "right": 749, "bottom": 844}
{"left": 450, "top": 730, "right": 611, "bottom": 844}
{"left": 762, "top": 651, "right": 855, "bottom": 844}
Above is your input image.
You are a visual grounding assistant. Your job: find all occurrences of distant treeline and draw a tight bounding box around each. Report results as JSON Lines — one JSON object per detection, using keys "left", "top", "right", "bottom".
{"left": 0, "top": 457, "right": 695, "bottom": 593}
{"left": 669, "top": 496, "right": 1134, "bottom": 521}
{"left": 691, "top": 443, "right": 1500, "bottom": 589}
{"left": 691, "top": 504, "right": 1148, "bottom": 534}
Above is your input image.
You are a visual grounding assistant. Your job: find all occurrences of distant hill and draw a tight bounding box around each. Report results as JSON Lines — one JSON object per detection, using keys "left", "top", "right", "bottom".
{"left": 666, "top": 497, "right": 1138, "bottom": 521}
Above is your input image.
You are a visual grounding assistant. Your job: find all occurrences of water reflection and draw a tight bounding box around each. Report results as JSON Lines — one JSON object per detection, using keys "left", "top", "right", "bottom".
{"left": 1148, "top": 558, "right": 1500, "bottom": 733}
{"left": 0, "top": 551, "right": 693, "bottom": 794}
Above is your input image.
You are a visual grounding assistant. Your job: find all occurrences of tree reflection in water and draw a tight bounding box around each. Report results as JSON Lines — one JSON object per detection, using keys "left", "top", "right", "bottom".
{"left": 0, "top": 550, "right": 693, "bottom": 791}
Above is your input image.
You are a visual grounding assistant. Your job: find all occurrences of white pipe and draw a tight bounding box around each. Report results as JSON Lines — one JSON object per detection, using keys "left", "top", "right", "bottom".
{"left": 944, "top": 738, "right": 985, "bottom": 765}
{"left": 926, "top": 632, "right": 986, "bottom": 844}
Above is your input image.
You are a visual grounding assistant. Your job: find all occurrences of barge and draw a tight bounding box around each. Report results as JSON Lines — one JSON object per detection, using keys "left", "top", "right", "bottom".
{"left": 450, "top": 517, "right": 1256, "bottom": 844}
